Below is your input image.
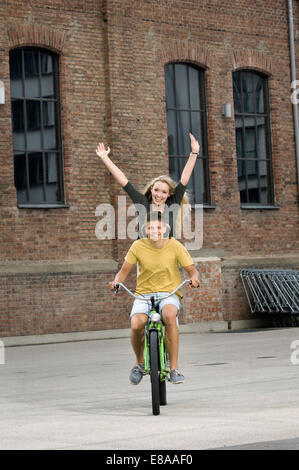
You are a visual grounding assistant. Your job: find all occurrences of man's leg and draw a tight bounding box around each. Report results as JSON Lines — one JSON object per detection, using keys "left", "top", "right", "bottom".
{"left": 162, "top": 304, "right": 184, "bottom": 384}
{"left": 161, "top": 304, "right": 179, "bottom": 370}
{"left": 129, "top": 313, "right": 148, "bottom": 384}
{"left": 130, "top": 313, "right": 148, "bottom": 364}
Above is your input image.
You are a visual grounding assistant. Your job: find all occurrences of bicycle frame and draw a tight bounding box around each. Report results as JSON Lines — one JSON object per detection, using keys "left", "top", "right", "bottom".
{"left": 114, "top": 279, "right": 190, "bottom": 380}
{"left": 144, "top": 308, "right": 167, "bottom": 381}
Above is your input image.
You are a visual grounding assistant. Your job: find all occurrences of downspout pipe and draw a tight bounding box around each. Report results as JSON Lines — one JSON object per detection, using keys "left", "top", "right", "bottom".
{"left": 288, "top": 0, "right": 299, "bottom": 201}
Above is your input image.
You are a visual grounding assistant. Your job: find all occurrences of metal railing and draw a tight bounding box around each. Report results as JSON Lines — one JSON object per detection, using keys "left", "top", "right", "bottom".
{"left": 240, "top": 269, "right": 299, "bottom": 326}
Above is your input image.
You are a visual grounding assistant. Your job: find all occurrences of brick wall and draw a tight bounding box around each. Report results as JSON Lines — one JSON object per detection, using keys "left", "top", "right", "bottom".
{"left": 0, "top": 0, "right": 298, "bottom": 337}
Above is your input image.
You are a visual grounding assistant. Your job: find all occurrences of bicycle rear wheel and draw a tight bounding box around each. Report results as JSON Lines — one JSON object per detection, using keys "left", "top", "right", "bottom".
{"left": 149, "top": 329, "right": 160, "bottom": 416}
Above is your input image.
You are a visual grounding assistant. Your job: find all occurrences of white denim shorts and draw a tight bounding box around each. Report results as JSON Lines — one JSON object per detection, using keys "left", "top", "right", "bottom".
{"left": 130, "top": 292, "right": 181, "bottom": 319}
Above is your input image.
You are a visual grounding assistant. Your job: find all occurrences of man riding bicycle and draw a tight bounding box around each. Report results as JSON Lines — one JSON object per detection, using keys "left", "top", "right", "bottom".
{"left": 109, "top": 211, "right": 200, "bottom": 385}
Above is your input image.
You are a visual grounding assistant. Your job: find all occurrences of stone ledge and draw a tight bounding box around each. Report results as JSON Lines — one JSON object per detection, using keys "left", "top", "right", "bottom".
{"left": 0, "top": 259, "right": 118, "bottom": 276}
{"left": 222, "top": 254, "right": 299, "bottom": 269}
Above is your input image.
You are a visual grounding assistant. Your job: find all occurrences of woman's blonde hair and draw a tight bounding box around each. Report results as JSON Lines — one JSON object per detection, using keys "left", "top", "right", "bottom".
{"left": 143, "top": 175, "right": 191, "bottom": 237}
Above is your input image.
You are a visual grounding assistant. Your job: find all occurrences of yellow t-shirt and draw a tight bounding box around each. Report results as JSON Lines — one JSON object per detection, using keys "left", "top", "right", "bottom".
{"left": 124, "top": 237, "right": 194, "bottom": 299}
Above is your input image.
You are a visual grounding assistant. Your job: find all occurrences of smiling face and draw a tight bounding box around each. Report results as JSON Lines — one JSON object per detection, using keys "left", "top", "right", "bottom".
{"left": 146, "top": 219, "right": 166, "bottom": 241}
{"left": 150, "top": 181, "right": 170, "bottom": 206}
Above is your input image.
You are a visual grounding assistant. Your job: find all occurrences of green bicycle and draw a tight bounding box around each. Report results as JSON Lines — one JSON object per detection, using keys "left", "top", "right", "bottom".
{"left": 114, "top": 279, "right": 191, "bottom": 416}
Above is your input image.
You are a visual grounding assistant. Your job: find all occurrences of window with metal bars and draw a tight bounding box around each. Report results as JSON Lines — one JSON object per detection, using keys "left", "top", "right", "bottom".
{"left": 9, "top": 47, "right": 65, "bottom": 207}
{"left": 164, "top": 63, "right": 210, "bottom": 205}
{"left": 233, "top": 70, "right": 274, "bottom": 206}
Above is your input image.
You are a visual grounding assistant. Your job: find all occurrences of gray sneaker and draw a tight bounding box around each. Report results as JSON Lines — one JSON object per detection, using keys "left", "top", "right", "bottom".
{"left": 169, "top": 369, "right": 184, "bottom": 384}
{"left": 129, "top": 363, "right": 145, "bottom": 385}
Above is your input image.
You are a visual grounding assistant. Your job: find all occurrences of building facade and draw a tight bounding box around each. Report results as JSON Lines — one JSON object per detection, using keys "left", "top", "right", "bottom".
{"left": 0, "top": 0, "right": 299, "bottom": 338}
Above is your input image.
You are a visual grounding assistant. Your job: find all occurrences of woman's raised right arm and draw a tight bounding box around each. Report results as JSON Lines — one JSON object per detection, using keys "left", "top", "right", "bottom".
{"left": 96, "top": 142, "right": 128, "bottom": 187}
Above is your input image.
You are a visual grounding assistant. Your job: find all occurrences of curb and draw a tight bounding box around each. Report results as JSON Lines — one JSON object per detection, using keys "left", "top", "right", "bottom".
{"left": 0, "top": 318, "right": 272, "bottom": 347}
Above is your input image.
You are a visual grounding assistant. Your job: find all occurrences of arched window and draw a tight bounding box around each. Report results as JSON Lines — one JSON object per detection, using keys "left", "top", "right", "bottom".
{"left": 9, "top": 47, "right": 65, "bottom": 206}
{"left": 164, "top": 63, "right": 210, "bottom": 205}
{"left": 233, "top": 70, "right": 274, "bottom": 205}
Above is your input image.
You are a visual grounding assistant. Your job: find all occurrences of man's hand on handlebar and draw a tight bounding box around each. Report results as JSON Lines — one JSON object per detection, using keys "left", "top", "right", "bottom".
{"left": 108, "top": 280, "right": 118, "bottom": 292}
{"left": 188, "top": 276, "right": 200, "bottom": 288}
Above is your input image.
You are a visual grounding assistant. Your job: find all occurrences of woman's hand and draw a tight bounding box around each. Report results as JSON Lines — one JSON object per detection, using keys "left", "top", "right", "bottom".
{"left": 189, "top": 133, "right": 200, "bottom": 155}
{"left": 96, "top": 142, "right": 111, "bottom": 160}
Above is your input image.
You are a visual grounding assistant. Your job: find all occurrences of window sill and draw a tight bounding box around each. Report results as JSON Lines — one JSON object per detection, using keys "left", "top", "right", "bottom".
{"left": 191, "top": 204, "right": 217, "bottom": 210}
{"left": 241, "top": 204, "right": 280, "bottom": 210}
{"left": 18, "top": 203, "right": 70, "bottom": 209}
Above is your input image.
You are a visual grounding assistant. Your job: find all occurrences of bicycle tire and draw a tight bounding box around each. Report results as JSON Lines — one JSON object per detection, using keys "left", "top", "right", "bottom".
{"left": 160, "top": 379, "right": 167, "bottom": 406}
{"left": 149, "top": 329, "right": 160, "bottom": 416}
{"left": 159, "top": 339, "right": 167, "bottom": 406}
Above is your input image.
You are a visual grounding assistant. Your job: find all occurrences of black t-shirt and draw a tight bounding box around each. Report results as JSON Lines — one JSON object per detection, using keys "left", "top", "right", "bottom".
{"left": 122, "top": 180, "right": 186, "bottom": 238}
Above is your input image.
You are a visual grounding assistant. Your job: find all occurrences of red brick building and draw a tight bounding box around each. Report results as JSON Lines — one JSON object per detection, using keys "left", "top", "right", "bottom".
{"left": 0, "top": 0, "right": 298, "bottom": 339}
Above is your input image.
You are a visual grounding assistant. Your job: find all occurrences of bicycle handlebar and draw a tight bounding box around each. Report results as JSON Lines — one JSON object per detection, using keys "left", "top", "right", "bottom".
{"left": 114, "top": 278, "right": 192, "bottom": 302}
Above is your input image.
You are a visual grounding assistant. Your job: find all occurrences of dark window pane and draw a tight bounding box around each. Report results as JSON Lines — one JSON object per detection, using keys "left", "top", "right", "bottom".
{"left": 254, "top": 74, "right": 265, "bottom": 114}
{"left": 24, "top": 50, "right": 39, "bottom": 78}
{"left": 238, "top": 156, "right": 247, "bottom": 203}
{"left": 166, "top": 110, "right": 177, "bottom": 156}
{"left": 256, "top": 117, "right": 266, "bottom": 159}
{"left": 45, "top": 152, "right": 60, "bottom": 202}
{"left": 10, "top": 50, "right": 23, "bottom": 98}
{"left": 259, "top": 160, "right": 270, "bottom": 203}
{"left": 28, "top": 152, "right": 44, "bottom": 201}
{"left": 174, "top": 64, "right": 189, "bottom": 109}
{"left": 43, "top": 101, "right": 55, "bottom": 127}
{"left": 246, "top": 158, "right": 259, "bottom": 203}
{"left": 189, "top": 66, "right": 200, "bottom": 109}
{"left": 26, "top": 100, "right": 41, "bottom": 131}
{"left": 9, "top": 49, "right": 22, "bottom": 80}
{"left": 190, "top": 112, "right": 201, "bottom": 144}
{"left": 247, "top": 187, "right": 259, "bottom": 203}
{"left": 26, "top": 101, "right": 42, "bottom": 150}
{"left": 24, "top": 50, "right": 40, "bottom": 98}
{"left": 235, "top": 117, "right": 243, "bottom": 158}
{"left": 165, "top": 64, "right": 175, "bottom": 108}
{"left": 233, "top": 72, "right": 242, "bottom": 113}
{"left": 242, "top": 72, "right": 255, "bottom": 114}
{"left": 41, "top": 53, "right": 54, "bottom": 98}
{"left": 192, "top": 157, "right": 206, "bottom": 205}
{"left": 14, "top": 153, "right": 26, "bottom": 191}
{"left": 11, "top": 100, "right": 24, "bottom": 133}
{"left": 43, "top": 102, "right": 57, "bottom": 150}
{"left": 244, "top": 116, "right": 256, "bottom": 159}
{"left": 41, "top": 52, "right": 53, "bottom": 74}
{"left": 177, "top": 111, "right": 191, "bottom": 155}
{"left": 247, "top": 159, "right": 258, "bottom": 176}
{"left": 237, "top": 157, "right": 245, "bottom": 180}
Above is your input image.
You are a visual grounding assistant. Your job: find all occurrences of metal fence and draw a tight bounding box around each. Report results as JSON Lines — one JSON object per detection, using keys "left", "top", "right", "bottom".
{"left": 240, "top": 269, "right": 299, "bottom": 326}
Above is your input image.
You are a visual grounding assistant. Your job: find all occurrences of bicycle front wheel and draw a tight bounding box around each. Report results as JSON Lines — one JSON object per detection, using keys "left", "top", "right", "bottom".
{"left": 149, "top": 329, "right": 160, "bottom": 416}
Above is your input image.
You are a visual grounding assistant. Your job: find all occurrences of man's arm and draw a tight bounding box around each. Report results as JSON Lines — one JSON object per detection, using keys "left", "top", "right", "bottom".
{"left": 108, "top": 261, "right": 135, "bottom": 291}
{"left": 183, "top": 264, "right": 200, "bottom": 288}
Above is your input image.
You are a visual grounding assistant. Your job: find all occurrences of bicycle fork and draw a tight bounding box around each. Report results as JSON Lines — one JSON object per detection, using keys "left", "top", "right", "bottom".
{"left": 144, "top": 321, "right": 168, "bottom": 382}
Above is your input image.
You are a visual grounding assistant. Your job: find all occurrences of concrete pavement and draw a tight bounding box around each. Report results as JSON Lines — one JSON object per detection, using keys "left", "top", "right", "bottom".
{"left": 0, "top": 327, "right": 299, "bottom": 450}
